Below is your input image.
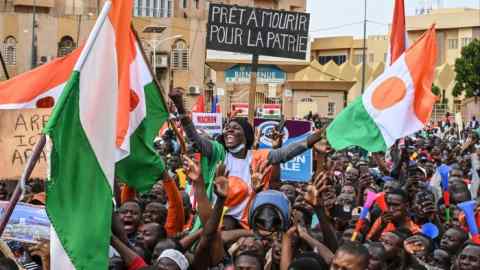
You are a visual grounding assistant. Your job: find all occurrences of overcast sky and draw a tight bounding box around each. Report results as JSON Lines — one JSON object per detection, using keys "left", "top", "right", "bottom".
{"left": 307, "top": 0, "right": 480, "bottom": 38}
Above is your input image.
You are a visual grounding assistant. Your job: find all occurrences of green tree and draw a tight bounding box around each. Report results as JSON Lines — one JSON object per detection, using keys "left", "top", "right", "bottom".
{"left": 431, "top": 84, "right": 441, "bottom": 96}
{"left": 453, "top": 39, "right": 480, "bottom": 97}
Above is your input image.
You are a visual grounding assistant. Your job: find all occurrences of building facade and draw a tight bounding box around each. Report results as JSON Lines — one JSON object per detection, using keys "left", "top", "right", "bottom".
{"left": 2, "top": 0, "right": 329, "bottom": 117}
{"left": 308, "top": 7, "right": 480, "bottom": 115}
{"left": 0, "top": 0, "right": 211, "bottom": 108}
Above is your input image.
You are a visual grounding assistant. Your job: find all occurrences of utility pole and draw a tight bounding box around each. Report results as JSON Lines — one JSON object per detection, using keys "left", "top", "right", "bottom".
{"left": 361, "top": 0, "right": 367, "bottom": 94}
{"left": 31, "top": 0, "right": 37, "bottom": 69}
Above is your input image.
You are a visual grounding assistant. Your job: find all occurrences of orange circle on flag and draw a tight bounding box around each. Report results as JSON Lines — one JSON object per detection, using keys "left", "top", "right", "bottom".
{"left": 130, "top": 90, "right": 139, "bottom": 112}
{"left": 36, "top": 96, "right": 55, "bottom": 108}
{"left": 371, "top": 76, "right": 407, "bottom": 110}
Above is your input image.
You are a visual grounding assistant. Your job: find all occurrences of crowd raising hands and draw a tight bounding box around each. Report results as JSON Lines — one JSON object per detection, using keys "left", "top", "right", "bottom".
{"left": 1, "top": 88, "right": 479, "bottom": 270}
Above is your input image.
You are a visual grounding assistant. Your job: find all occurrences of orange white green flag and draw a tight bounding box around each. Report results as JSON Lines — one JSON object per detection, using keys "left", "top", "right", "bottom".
{"left": 327, "top": 25, "right": 438, "bottom": 152}
{"left": 387, "top": 0, "right": 408, "bottom": 66}
{"left": 14, "top": 1, "right": 169, "bottom": 269}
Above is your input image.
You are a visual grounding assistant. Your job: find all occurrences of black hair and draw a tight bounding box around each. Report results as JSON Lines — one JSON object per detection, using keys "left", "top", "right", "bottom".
{"left": 336, "top": 242, "right": 370, "bottom": 267}
{"left": 387, "top": 188, "right": 409, "bottom": 203}
{"left": 391, "top": 228, "right": 412, "bottom": 241}
{"left": 288, "top": 251, "right": 329, "bottom": 270}
{"left": 0, "top": 257, "right": 19, "bottom": 270}
{"left": 364, "top": 241, "right": 386, "bottom": 253}
{"left": 234, "top": 251, "right": 265, "bottom": 269}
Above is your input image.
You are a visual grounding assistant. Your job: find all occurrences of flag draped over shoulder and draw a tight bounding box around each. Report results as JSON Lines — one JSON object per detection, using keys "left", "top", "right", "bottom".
{"left": 24, "top": 0, "right": 169, "bottom": 269}
{"left": 327, "top": 25, "right": 438, "bottom": 153}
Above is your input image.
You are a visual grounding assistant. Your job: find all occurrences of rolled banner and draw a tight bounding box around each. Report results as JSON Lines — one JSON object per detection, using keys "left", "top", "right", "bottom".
{"left": 352, "top": 191, "right": 377, "bottom": 241}
{"left": 458, "top": 200, "right": 479, "bottom": 239}
{"left": 439, "top": 164, "right": 451, "bottom": 222}
{"left": 438, "top": 164, "right": 450, "bottom": 190}
{"left": 375, "top": 192, "right": 388, "bottom": 213}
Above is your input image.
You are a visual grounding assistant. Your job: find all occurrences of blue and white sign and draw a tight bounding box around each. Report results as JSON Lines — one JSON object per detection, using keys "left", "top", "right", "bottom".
{"left": 254, "top": 119, "right": 313, "bottom": 182}
{"left": 225, "top": 65, "right": 286, "bottom": 84}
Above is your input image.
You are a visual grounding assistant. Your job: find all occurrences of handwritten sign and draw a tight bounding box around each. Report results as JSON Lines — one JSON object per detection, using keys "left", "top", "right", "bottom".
{"left": 207, "top": 3, "right": 310, "bottom": 60}
{"left": 0, "top": 109, "right": 51, "bottom": 180}
{"left": 192, "top": 112, "right": 223, "bottom": 136}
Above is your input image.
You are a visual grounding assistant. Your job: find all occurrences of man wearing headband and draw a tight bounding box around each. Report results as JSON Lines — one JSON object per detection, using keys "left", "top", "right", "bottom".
{"left": 170, "top": 88, "right": 325, "bottom": 227}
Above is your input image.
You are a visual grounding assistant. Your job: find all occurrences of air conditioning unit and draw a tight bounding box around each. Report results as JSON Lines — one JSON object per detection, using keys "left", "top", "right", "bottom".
{"left": 188, "top": 85, "right": 201, "bottom": 95}
{"left": 155, "top": 54, "right": 169, "bottom": 68}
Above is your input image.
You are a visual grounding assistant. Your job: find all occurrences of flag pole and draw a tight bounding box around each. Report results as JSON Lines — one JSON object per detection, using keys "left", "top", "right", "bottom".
{"left": 361, "top": 0, "right": 367, "bottom": 94}
{"left": 0, "top": 134, "right": 46, "bottom": 236}
{"left": 0, "top": 1, "right": 113, "bottom": 236}
{"left": 74, "top": 1, "right": 112, "bottom": 71}
{"left": 130, "top": 24, "right": 187, "bottom": 154}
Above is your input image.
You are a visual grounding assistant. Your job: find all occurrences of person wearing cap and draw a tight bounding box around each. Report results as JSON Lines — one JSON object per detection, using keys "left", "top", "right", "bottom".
{"left": 156, "top": 249, "right": 189, "bottom": 270}
{"left": 169, "top": 88, "right": 325, "bottom": 228}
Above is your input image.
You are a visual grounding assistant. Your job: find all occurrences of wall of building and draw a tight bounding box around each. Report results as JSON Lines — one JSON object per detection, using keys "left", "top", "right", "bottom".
{"left": 292, "top": 90, "right": 344, "bottom": 118}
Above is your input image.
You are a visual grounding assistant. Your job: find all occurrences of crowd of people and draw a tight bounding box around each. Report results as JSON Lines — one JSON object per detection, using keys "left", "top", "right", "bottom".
{"left": 1, "top": 89, "right": 480, "bottom": 270}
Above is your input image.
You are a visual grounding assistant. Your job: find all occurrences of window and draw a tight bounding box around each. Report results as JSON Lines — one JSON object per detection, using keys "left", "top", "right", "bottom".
{"left": 328, "top": 102, "right": 335, "bottom": 116}
{"left": 145, "top": 0, "right": 151, "bottom": 16}
{"left": 318, "top": 55, "right": 346, "bottom": 65}
{"left": 384, "top": 53, "right": 388, "bottom": 62}
{"left": 353, "top": 54, "right": 363, "bottom": 65}
{"left": 182, "top": 0, "right": 187, "bottom": 9}
{"left": 153, "top": 0, "right": 159, "bottom": 16}
{"left": 135, "top": 0, "right": 171, "bottom": 17}
{"left": 3, "top": 36, "right": 17, "bottom": 65}
{"left": 461, "top": 37, "right": 472, "bottom": 47}
{"left": 448, "top": 39, "right": 458, "bottom": 49}
{"left": 195, "top": 0, "right": 199, "bottom": 9}
{"left": 369, "top": 53, "right": 374, "bottom": 63}
{"left": 171, "top": 40, "right": 189, "bottom": 70}
{"left": 58, "top": 36, "right": 75, "bottom": 57}
{"left": 167, "top": 0, "right": 172, "bottom": 17}
{"left": 134, "top": 0, "right": 143, "bottom": 16}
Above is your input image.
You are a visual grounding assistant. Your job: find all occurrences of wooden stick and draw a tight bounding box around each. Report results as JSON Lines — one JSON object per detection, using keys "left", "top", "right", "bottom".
{"left": 0, "top": 134, "right": 46, "bottom": 236}
{"left": 248, "top": 54, "right": 259, "bottom": 125}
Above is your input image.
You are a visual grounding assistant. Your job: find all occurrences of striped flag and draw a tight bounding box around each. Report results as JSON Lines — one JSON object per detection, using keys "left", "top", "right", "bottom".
{"left": 0, "top": 48, "right": 81, "bottom": 109}
{"left": 387, "top": 0, "right": 408, "bottom": 66}
{"left": 327, "top": 25, "right": 437, "bottom": 152}
{"left": 0, "top": 1, "right": 169, "bottom": 269}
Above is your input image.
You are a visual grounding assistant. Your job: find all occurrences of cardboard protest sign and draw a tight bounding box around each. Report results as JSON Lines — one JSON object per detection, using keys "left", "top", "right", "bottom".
{"left": 0, "top": 109, "right": 50, "bottom": 180}
{"left": 255, "top": 119, "right": 313, "bottom": 182}
{"left": 0, "top": 201, "right": 50, "bottom": 243}
{"left": 207, "top": 3, "right": 310, "bottom": 59}
{"left": 192, "top": 112, "right": 223, "bottom": 136}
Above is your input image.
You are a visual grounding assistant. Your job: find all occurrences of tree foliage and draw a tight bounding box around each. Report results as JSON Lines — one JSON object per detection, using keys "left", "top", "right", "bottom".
{"left": 453, "top": 39, "right": 480, "bottom": 97}
{"left": 431, "top": 84, "right": 441, "bottom": 96}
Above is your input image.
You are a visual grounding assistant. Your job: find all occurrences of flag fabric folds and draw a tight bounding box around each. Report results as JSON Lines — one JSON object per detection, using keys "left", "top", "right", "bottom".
{"left": 327, "top": 25, "right": 438, "bottom": 153}
{"left": 13, "top": 0, "right": 171, "bottom": 269}
{"left": 387, "top": 0, "right": 408, "bottom": 66}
